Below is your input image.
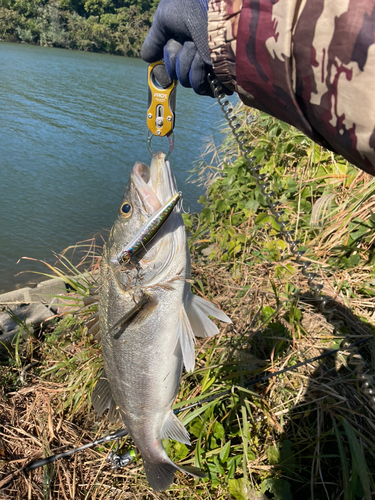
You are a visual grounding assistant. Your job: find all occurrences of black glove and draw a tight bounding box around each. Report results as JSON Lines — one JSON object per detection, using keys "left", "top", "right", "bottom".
{"left": 141, "top": 0, "right": 214, "bottom": 96}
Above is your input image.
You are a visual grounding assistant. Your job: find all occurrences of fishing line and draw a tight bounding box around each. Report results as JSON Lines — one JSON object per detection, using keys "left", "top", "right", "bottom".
{"left": 20, "top": 335, "right": 372, "bottom": 475}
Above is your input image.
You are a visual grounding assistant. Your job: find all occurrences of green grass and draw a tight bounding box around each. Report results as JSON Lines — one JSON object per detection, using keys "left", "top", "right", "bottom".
{"left": 1, "top": 106, "right": 375, "bottom": 499}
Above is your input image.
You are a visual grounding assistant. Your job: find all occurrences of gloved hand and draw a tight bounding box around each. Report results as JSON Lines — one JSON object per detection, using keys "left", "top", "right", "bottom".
{"left": 141, "top": 0, "right": 214, "bottom": 96}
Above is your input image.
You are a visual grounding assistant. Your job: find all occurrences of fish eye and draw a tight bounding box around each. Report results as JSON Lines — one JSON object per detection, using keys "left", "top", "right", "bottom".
{"left": 119, "top": 202, "right": 132, "bottom": 218}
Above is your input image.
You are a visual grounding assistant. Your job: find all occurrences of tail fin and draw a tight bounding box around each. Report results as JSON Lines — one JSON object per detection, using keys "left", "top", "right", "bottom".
{"left": 143, "top": 461, "right": 176, "bottom": 492}
{"left": 143, "top": 460, "right": 206, "bottom": 492}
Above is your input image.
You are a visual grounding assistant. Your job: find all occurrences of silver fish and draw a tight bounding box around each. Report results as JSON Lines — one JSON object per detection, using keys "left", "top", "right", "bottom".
{"left": 93, "top": 151, "right": 231, "bottom": 491}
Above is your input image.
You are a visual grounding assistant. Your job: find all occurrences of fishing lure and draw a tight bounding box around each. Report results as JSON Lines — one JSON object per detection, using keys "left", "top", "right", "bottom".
{"left": 114, "top": 191, "right": 182, "bottom": 265}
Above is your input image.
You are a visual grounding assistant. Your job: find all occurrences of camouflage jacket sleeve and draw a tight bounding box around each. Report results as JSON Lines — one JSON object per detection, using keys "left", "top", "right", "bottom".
{"left": 208, "top": 0, "right": 375, "bottom": 176}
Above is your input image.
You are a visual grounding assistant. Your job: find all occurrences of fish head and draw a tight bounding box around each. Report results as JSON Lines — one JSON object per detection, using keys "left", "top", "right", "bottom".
{"left": 105, "top": 151, "right": 180, "bottom": 272}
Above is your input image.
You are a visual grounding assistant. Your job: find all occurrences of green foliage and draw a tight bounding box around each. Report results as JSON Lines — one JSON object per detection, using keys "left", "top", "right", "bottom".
{"left": 228, "top": 478, "right": 253, "bottom": 500}
{"left": 42, "top": 314, "right": 103, "bottom": 418}
{"left": 84, "top": 0, "right": 106, "bottom": 17}
{"left": 341, "top": 418, "right": 372, "bottom": 500}
{"left": 0, "top": 0, "right": 159, "bottom": 55}
{"left": 3, "top": 108, "right": 375, "bottom": 498}
{"left": 260, "top": 478, "right": 293, "bottom": 500}
{"left": 179, "top": 105, "right": 375, "bottom": 499}
{"left": 163, "top": 439, "right": 190, "bottom": 463}
{"left": 186, "top": 107, "right": 375, "bottom": 277}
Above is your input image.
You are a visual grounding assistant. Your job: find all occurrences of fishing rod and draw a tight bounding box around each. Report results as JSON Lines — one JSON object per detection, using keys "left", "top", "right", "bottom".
{"left": 23, "top": 428, "right": 130, "bottom": 473}
{"left": 11, "top": 67, "right": 375, "bottom": 481}
{"left": 20, "top": 335, "right": 372, "bottom": 475}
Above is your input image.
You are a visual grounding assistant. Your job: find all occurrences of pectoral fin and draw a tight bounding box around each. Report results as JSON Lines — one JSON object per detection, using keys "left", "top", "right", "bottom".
{"left": 128, "top": 299, "right": 158, "bottom": 326}
{"left": 110, "top": 290, "right": 150, "bottom": 339}
{"left": 187, "top": 294, "right": 231, "bottom": 338}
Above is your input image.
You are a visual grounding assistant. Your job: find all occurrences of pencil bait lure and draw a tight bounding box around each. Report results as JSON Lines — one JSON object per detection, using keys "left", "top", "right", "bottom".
{"left": 113, "top": 191, "right": 182, "bottom": 265}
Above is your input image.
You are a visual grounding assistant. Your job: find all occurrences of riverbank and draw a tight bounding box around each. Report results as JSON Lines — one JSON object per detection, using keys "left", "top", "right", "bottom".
{"left": 0, "top": 276, "right": 89, "bottom": 361}
{"left": 0, "top": 0, "right": 157, "bottom": 56}
{"left": 1, "top": 107, "right": 375, "bottom": 498}
{"left": 1, "top": 236, "right": 375, "bottom": 499}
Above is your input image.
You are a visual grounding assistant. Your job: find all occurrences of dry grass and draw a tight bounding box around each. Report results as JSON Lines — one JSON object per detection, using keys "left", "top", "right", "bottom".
{"left": 1, "top": 108, "right": 375, "bottom": 499}
{"left": 1, "top": 249, "right": 375, "bottom": 498}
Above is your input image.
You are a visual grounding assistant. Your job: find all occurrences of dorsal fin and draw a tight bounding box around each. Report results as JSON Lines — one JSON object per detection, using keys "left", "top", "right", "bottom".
{"left": 92, "top": 370, "right": 123, "bottom": 423}
{"left": 160, "top": 411, "right": 191, "bottom": 445}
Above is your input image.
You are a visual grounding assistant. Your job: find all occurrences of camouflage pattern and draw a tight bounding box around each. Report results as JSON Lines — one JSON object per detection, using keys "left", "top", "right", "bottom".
{"left": 208, "top": 0, "right": 375, "bottom": 175}
{"left": 208, "top": 0, "right": 242, "bottom": 92}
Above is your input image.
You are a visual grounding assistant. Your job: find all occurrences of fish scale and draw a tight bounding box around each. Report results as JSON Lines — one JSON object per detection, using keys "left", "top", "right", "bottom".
{"left": 93, "top": 151, "right": 231, "bottom": 491}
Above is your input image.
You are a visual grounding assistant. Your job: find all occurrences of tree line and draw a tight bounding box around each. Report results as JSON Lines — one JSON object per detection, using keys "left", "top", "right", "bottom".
{"left": 0, "top": 0, "right": 160, "bottom": 56}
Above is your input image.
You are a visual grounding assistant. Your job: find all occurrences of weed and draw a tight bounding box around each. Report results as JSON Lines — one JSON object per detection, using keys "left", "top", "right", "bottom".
{"left": 1, "top": 109, "right": 375, "bottom": 499}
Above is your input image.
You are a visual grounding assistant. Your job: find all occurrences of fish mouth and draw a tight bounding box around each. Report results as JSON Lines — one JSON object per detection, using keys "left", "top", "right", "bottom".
{"left": 131, "top": 152, "right": 177, "bottom": 214}
{"left": 131, "top": 161, "right": 161, "bottom": 214}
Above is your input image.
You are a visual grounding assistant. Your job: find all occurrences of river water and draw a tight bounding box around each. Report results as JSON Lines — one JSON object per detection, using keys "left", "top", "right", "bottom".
{"left": 0, "top": 42, "right": 232, "bottom": 293}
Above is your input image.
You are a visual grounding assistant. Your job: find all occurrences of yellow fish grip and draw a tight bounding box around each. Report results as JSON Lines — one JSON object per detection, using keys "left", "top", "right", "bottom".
{"left": 147, "top": 61, "right": 177, "bottom": 138}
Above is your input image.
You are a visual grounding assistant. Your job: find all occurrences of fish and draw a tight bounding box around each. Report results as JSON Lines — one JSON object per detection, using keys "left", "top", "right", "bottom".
{"left": 92, "top": 151, "right": 231, "bottom": 492}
